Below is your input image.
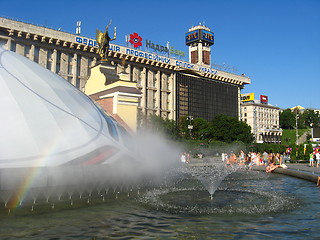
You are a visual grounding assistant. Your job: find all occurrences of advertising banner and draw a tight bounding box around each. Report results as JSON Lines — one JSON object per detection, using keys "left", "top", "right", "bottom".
{"left": 240, "top": 93, "right": 254, "bottom": 102}
{"left": 260, "top": 95, "right": 268, "bottom": 104}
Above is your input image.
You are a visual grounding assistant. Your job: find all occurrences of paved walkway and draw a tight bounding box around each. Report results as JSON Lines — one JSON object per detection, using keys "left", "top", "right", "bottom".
{"left": 189, "top": 158, "right": 320, "bottom": 185}
{"left": 285, "top": 163, "right": 320, "bottom": 174}
{"left": 253, "top": 163, "right": 320, "bottom": 185}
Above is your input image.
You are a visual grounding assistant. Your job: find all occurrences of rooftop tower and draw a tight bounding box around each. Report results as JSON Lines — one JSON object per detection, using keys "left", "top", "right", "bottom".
{"left": 185, "top": 24, "right": 214, "bottom": 66}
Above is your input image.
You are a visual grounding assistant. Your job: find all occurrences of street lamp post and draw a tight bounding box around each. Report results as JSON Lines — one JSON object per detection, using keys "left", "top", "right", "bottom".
{"left": 187, "top": 116, "right": 193, "bottom": 138}
{"left": 295, "top": 113, "right": 299, "bottom": 145}
{"left": 253, "top": 107, "right": 257, "bottom": 142}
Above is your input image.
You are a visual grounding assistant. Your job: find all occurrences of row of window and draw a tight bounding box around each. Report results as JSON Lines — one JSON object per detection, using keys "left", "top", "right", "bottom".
{"left": 176, "top": 73, "right": 239, "bottom": 122}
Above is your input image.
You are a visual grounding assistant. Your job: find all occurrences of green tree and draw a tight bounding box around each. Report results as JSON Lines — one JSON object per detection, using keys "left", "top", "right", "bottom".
{"left": 280, "top": 109, "right": 295, "bottom": 129}
{"left": 301, "top": 109, "right": 320, "bottom": 128}
{"left": 179, "top": 116, "right": 190, "bottom": 139}
{"left": 305, "top": 143, "right": 313, "bottom": 156}
{"left": 148, "top": 115, "right": 180, "bottom": 140}
{"left": 192, "top": 117, "right": 210, "bottom": 140}
{"left": 209, "top": 115, "right": 254, "bottom": 144}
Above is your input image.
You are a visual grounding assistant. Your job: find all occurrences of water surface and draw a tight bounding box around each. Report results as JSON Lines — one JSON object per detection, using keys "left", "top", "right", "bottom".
{"left": 1, "top": 170, "right": 319, "bottom": 239}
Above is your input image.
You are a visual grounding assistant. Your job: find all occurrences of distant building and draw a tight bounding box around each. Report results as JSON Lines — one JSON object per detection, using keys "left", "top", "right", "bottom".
{"left": 240, "top": 93, "right": 282, "bottom": 144}
{"left": 289, "top": 106, "right": 320, "bottom": 115}
{"left": 290, "top": 105, "right": 305, "bottom": 111}
{"left": 311, "top": 128, "right": 320, "bottom": 142}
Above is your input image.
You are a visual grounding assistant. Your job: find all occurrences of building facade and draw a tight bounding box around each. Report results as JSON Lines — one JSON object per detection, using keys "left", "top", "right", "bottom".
{"left": 0, "top": 17, "right": 251, "bottom": 131}
{"left": 240, "top": 94, "right": 282, "bottom": 143}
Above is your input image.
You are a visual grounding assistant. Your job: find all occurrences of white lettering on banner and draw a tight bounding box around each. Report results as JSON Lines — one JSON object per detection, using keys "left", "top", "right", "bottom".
{"left": 198, "top": 66, "right": 218, "bottom": 74}
{"left": 72, "top": 38, "right": 218, "bottom": 75}
{"left": 125, "top": 49, "right": 171, "bottom": 64}
{"left": 175, "top": 61, "right": 194, "bottom": 69}
{"left": 109, "top": 45, "right": 121, "bottom": 52}
{"left": 82, "top": 42, "right": 218, "bottom": 76}
{"left": 75, "top": 37, "right": 99, "bottom": 47}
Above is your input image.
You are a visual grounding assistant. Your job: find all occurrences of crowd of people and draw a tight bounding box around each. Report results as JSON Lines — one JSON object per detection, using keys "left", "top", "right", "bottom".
{"left": 182, "top": 148, "right": 320, "bottom": 174}
{"left": 221, "top": 150, "right": 288, "bottom": 172}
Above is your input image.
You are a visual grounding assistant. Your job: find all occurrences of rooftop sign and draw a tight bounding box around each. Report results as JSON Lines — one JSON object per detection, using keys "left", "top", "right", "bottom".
{"left": 185, "top": 29, "right": 214, "bottom": 46}
{"left": 241, "top": 93, "right": 254, "bottom": 102}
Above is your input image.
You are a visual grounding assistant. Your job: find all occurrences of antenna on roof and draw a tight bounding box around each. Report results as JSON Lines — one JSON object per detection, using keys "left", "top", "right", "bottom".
{"left": 76, "top": 21, "right": 81, "bottom": 35}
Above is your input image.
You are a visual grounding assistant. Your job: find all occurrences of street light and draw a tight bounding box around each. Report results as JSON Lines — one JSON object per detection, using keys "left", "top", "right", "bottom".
{"left": 187, "top": 116, "right": 193, "bottom": 138}
{"left": 295, "top": 112, "right": 299, "bottom": 145}
{"left": 253, "top": 107, "right": 257, "bottom": 142}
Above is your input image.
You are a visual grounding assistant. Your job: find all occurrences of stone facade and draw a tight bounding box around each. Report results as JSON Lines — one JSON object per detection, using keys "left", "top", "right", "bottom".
{"left": 0, "top": 17, "right": 98, "bottom": 90}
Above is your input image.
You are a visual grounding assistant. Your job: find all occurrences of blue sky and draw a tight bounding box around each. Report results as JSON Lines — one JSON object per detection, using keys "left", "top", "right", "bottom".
{"left": 2, "top": 0, "right": 320, "bottom": 109}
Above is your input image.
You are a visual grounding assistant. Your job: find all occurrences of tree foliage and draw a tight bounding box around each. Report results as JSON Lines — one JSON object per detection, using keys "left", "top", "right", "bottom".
{"left": 300, "top": 109, "right": 320, "bottom": 128}
{"left": 280, "top": 109, "right": 295, "bottom": 129}
{"left": 147, "top": 114, "right": 254, "bottom": 144}
{"left": 209, "top": 115, "right": 254, "bottom": 144}
{"left": 148, "top": 115, "right": 180, "bottom": 140}
{"left": 280, "top": 108, "right": 320, "bottom": 129}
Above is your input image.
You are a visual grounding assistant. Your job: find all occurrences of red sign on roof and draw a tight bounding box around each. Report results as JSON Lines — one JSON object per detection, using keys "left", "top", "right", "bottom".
{"left": 260, "top": 95, "right": 268, "bottom": 104}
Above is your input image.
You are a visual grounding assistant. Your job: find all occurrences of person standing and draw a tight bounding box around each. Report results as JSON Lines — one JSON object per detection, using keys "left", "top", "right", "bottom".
{"left": 263, "top": 151, "right": 269, "bottom": 166}
{"left": 239, "top": 150, "right": 245, "bottom": 164}
{"left": 316, "top": 150, "right": 320, "bottom": 168}
{"left": 309, "top": 152, "right": 315, "bottom": 167}
{"left": 180, "top": 152, "right": 186, "bottom": 163}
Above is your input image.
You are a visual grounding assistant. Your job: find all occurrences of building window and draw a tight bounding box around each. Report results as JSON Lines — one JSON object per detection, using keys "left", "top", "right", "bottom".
{"left": 0, "top": 38, "right": 7, "bottom": 48}
{"left": 24, "top": 45, "right": 31, "bottom": 58}
{"left": 34, "top": 46, "right": 39, "bottom": 63}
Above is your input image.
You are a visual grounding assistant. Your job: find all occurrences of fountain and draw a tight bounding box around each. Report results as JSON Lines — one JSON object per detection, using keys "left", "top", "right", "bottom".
{"left": 0, "top": 48, "right": 319, "bottom": 238}
{"left": 187, "top": 162, "right": 239, "bottom": 200}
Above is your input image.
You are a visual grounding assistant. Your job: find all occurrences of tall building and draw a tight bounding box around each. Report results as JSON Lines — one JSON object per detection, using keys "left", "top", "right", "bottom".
{"left": 240, "top": 93, "right": 282, "bottom": 143}
{"left": 0, "top": 17, "right": 251, "bottom": 131}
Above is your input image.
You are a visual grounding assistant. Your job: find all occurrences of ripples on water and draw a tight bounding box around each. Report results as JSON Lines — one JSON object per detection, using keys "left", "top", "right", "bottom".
{"left": 0, "top": 170, "right": 320, "bottom": 239}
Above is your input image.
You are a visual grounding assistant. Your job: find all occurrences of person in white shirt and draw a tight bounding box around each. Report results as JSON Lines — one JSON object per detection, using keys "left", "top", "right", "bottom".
{"left": 316, "top": 151, "right": 320, "bottom": 167}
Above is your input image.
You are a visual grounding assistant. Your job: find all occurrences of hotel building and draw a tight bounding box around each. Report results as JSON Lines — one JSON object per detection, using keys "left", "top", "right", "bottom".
{"left": 240, "top": 93, "right": 282, "bottom": 143}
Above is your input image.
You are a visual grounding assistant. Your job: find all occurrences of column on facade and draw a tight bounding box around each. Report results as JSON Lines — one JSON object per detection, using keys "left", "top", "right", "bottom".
{"left": 160, "top": 73, "right": 168, "bottom": 118}
{"left": 59, "top": 52, "right": 68, "bottom": 79}
{"left": 51, "top": 49, "right": 57, "bottom": 73}
{"left": 71, "top": 53, "right": 77, "bottom": 86}
{"left": 168, "top": 73, "right": 175, "bottom": 120}
{"left": 5, "top": 38, "right": 11, "bottom": 50}
{"left": 39, "top": 48, "right": 48, "bottom": 68}
{"left": 29, "top": 44, "right": 35, "bottom": 61}
{"left": 15, "top": 42, "right": 24, "bottom": 56}
{"left": 146, "top": 70, "right": 154, "bottom": 114}
{"left": 156, "top": 70, "right": 161, "bottom": 116}
{"left": 133, "top": 66, "right": 141, "bottom": 86}
{"left": 197, "top": 42, "right": 203, "bottom": 65}
{"left": 79, "top": 55, "right": 89, "bottom": 90}
{"left": 126, "top": 64, "right": 131, "bottom": 78}
{"left": 140, "top": 67, "right": 147, "bottom": 115}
